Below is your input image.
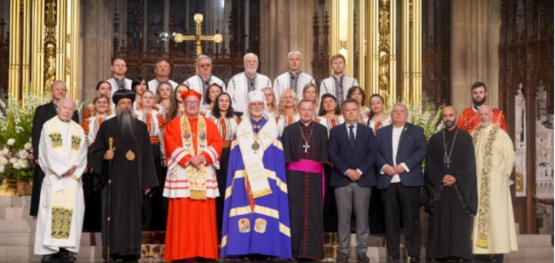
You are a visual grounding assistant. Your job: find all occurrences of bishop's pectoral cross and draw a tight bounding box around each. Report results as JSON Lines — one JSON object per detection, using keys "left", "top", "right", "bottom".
{"left": 444, "top": 157, "right": 452, "bottom": 168}
{"left": 302, "top": 143, "right": 311, "bottom": 153}
{"left": 173, "top": 13, "right": 223, "bottom": 57}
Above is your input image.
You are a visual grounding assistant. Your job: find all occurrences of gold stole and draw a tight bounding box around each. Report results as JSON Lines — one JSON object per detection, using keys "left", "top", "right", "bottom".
{"left": 472, "top": 124, "right": 500, "bottom": 248}
{"left": 45, "top": 119, "right": 81, "bottom": 239}
{"left": 181, "top": 115, "right": 208, "bottom": 200}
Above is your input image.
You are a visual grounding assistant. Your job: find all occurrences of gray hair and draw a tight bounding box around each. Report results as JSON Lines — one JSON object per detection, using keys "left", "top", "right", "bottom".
{"left": 57, "top": 98, "right": 76, "bottom": 110}
{"left": 243, "top": 53, "right": 259, "bottom": 62}
{"left": 197, "top": 55, "right": 212, "bottom": 64}
{"left": 391, "top": 102, "right": 409, "bottom": 113}
{"left": 287, "top": 50, "right": 303, "bottom": 59}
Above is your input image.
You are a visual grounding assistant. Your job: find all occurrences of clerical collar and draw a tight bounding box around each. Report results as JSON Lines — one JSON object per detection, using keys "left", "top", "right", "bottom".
{"left": 299, "top": 121, "right": 312, "bottom": 127}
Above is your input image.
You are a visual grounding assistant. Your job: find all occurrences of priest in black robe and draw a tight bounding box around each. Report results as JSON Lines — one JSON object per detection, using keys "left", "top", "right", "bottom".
{"left": 30, "top": 81, "right": 79, "bottom": 216}
{"left": 88, "top": 89, "right": 158, "bottom": 262}
{"left": 282, "top": 99, "right": 329, "bottom": 260}
{"left": 424, "top": 106, "right": 478, "bottom": 261}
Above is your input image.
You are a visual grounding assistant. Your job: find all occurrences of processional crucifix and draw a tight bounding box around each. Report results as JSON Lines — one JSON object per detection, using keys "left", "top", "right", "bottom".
{"left": 173, "top": 13, "right": 223, "bottom": 57}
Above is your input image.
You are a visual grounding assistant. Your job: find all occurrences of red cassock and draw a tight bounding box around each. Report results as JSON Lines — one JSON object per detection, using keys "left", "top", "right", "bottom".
{"left": 457, "top": 107, "right": 508, "bottom": 133}
{"left": 163, "top": 115, "right": 223, "bottom": 260}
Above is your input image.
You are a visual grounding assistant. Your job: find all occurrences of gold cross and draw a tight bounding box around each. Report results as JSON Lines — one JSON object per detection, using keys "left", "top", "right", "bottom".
{"left": 173, "top": 13, "right": 223, "bottom": 57}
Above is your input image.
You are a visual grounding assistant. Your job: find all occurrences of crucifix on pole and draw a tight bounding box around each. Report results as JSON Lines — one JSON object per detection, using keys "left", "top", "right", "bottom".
{"left": 174, "top": 13, "right": 223, "bottom": 57}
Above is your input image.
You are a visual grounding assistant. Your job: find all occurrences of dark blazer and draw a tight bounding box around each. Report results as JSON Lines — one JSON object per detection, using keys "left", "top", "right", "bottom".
{"left": 375, "top": 122, "right": 427, "bottom": 189}
{"left": 328, "top": 123, "right": 378, "bottom": 187}
{"left": 30, "top": 101, "right": 79, "bottom": 216}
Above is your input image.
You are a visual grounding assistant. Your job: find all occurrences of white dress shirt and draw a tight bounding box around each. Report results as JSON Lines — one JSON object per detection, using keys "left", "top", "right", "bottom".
{"left": 381, "top": 125, "right": 410, "bottom": 183}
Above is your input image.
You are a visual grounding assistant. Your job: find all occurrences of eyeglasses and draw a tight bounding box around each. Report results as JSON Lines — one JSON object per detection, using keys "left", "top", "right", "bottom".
{"left": 199, "top": 64, "right": 211, "bottom": 68}
{"left": 185, "top": 101, "right": 200, "bottom": 105}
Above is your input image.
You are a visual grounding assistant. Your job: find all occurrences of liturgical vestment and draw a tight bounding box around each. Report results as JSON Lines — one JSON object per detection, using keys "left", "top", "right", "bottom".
{"left": 471, "top": 124, "right": 517, "bottom": 254}
{"left": 88, "top": 117, "right": 159, "bottom": 258}
{"left": 282, "top": 121, "right": 329, "bottom": 259}
{"left": 163, "top": 115, "right": 223, "bottom": 260}
{"left": 35, "top": 117, "right": 87, "bottom": 255}
{"left": 221, "top": 117, "right": 292, "bottom": 259}
{"left": 424, "top": 128, "right": 477, "bottom": 260}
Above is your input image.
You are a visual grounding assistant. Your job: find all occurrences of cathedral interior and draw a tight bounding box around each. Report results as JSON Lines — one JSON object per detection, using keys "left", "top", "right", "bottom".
{"left": 0, "top": 0, "right": 553, "bottom": 261}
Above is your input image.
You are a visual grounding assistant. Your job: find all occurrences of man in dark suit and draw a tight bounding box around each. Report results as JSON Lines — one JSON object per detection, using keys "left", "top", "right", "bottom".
{"left": 30, "top": 80, "right": 80, "bottom": 216}
{"left": 375, "top": 103, "right": 427, "bottom": 262}
{"left": 328, "top": 98, "right": 378, "bottom": 263}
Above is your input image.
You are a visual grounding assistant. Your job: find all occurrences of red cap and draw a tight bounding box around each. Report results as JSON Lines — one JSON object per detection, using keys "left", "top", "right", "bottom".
{"left": 180, "top": 89, "right": 202, "bottom": 101}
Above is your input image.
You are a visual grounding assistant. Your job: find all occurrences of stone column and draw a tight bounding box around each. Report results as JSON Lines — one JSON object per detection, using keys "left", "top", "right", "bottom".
{"left": 451, "top": 0, "right": 501, "bottom": 111}
{"left": 260, "top": 0, "right": 315, "bottom": 80}
{"left": 80, "top": 0, "right": 114, "bottom": 104}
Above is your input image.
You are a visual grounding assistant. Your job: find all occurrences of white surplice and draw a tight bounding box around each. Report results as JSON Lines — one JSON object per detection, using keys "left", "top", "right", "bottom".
{"left": 35, "top": 117, "right": 87, "bottom": 255}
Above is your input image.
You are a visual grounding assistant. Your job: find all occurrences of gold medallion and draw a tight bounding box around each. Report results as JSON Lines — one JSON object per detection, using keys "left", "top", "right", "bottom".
{"left": 126, "top": 150, "right": 136, "bottom": 161}
{"left": 251, "top": 142, "right": 260, "bottom": 151}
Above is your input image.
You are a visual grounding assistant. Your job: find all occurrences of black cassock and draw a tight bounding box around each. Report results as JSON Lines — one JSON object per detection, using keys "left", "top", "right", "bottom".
{"left": 282, "top": 121, "right": 329, "bottom": 259}
{"left": 30, "top": 102, "right": 79, "bottom": 216}
{"left": 88, "top": 118, "right": 158, "bottom": 259}
{"left": 424, "top": 128, "right": 477, "bottom": 260}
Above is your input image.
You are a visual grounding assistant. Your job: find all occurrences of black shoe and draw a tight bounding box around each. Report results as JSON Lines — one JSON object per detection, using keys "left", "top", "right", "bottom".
{"left": 336, "top": 252, "right": 350, "bottom": 262}
{"left": 409, "top": 256, "right": 421, "bottom": 262}
{"left": 492, "top": 254, "right": 504, "bottom": 262}
{"left": 41, "top": 254, "right": 58, "bottom": 263}
{"left": 356, "top": 252, "right": 369, "bottom": 262}
{"left": 58, "top": 249, "right": 76, "bottom": 262}
{"left": 387, "top": 256, "right": 400, "bottom": 262}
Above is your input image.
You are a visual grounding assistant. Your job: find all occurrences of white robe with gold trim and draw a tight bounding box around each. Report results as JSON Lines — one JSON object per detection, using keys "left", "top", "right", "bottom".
{"left": 34, "top": 117, "right": 87, "bottom": 255}
{"left": 471, "top": 124, "right": 518, "bottom": 254}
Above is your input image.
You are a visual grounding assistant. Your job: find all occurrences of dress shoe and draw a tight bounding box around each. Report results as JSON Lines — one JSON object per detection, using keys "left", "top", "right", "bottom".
{"left": 58, "top": 249, "right": 76, "bottom": 262}
{"left": 356, "top": 252, "right": 369, "bottom": 262}
{"left": 387, "top": 255, "right": 400, "bottom": 262}
{"left": 41, "top": 254, "right": 58, "bottom": 263}
{"left": 409, "top": 256, "right": 421, "bottom": 262}
{"left": 492, "top": 254, "right": 504, "bottom": 262}
{"left": 336, "top": 252, "right": 350, "bottom": 262}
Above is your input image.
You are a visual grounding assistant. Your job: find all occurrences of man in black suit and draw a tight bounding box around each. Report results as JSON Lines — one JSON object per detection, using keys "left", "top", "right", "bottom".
{"left": 375, "top": 103, "right": 427, "bottom": 262}
{"left": 30, "top": 80, "right": 80, "bottom": 216}
{"left": 328, "top": 98, "right": 378, "bottom": 263}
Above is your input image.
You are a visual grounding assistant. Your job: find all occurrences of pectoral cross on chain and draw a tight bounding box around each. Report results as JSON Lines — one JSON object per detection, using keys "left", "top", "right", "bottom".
{"left": 444, "top": 158, "right": 452, "bottom": 168}
{"left": 302, "top": 143, "right": 310, "bottom": 153}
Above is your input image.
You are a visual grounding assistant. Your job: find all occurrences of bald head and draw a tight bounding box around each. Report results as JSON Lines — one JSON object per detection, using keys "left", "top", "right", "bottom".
{"left": 441, "top": 106, "right": 458, "bottom": 130}
{"left": 57, "top": 98, "right": 75, "bottom": 122}
{"left": 478, "top": 105, "right": 493, "bottom": 127}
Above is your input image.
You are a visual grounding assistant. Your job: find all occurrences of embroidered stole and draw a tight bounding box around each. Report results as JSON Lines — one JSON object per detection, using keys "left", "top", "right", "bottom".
{"left": 45, "top": 119, "right": 81, "bottom": 239}
{"left": 472, "top": 124, "right": 500, "bottom": 248}
{"left": 181, "top": 116, "right": 208, "bottom": 200}
{"left": 236, "top": 119, "right": 276, "bottom": 198}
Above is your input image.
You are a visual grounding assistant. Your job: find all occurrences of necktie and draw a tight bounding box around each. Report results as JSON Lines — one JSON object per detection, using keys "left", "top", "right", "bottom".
{"left": 349, "top": 125, "right": 355, "bottom": 149}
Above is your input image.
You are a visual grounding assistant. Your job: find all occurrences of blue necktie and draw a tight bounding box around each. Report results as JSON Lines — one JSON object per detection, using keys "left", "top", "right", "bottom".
{"left": 349, "top": 125, "right": 356, "bottom": 149}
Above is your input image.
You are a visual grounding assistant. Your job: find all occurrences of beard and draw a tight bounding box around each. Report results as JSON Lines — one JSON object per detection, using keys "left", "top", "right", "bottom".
{"left": 473, "top": 96, "right": 486, "bottom": 107}
{"left": 444, "top": 120, "right": 456, "bottom": 129}
{"left": 117, "top": 108, "right": 136, "bottom": 140}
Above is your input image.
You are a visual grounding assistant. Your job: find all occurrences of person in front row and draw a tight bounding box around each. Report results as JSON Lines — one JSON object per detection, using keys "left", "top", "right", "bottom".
{"left": 328, "top": 98, "right": 378, "bottom": 263}
{"left": 375, "top": 103, "right": 427, "bottom": 262}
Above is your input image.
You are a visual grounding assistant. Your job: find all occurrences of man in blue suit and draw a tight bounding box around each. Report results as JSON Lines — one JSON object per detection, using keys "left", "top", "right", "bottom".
{"left": 375, "top": 103, "right": 427, "bottom": 262}
{"left": 328, "top": 98, "right": 378, "bottom": 263}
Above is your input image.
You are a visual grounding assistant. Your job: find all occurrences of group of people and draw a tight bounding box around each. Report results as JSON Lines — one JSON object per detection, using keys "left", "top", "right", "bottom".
{"left": 29, "top": 50, "right": 517, "bottom": 263}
